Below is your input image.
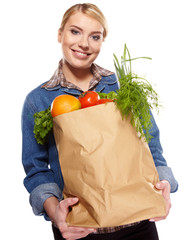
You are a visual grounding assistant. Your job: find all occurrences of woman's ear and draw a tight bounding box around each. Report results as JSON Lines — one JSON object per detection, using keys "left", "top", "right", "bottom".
{"left": 57, "top": 30, "right": 62, "bottom": 43}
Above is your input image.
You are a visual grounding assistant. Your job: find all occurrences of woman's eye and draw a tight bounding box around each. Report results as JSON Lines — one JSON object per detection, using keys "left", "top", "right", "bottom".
{"left": 91, "top": 35, "right": 101, "bottom": 41}
{"left": 71, "top": 29, "right": 80, "bottom": 35}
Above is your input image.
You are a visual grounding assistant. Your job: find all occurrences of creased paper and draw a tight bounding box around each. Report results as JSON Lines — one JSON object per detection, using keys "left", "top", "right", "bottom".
{"left": 53, "top": 102, "right": 166, "bottom": 228}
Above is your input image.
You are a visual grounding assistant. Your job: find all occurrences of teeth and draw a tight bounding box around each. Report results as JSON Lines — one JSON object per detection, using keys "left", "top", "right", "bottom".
{"left": 78, "top": 52, "right": 87, "bottom": 56}
{"left": 75, "top": 50, "right": 88, "bottom": 56}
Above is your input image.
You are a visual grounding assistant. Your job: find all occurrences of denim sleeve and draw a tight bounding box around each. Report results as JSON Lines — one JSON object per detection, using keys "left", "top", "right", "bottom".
{"left": 21, "top": 95, "right": 63, "bottom": 216}
{"left": 30, "top": 183, "right": 63, "bottom": 219}
{"left": 148, "top": 111, "right": 178, "bottom": 193}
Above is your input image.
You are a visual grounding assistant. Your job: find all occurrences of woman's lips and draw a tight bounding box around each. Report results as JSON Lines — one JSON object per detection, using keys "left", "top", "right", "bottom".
{"left": 72, "top": 49, "right": 91, "bottom": 58}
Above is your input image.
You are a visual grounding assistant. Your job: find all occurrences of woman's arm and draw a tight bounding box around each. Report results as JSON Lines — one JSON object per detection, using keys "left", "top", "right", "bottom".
{"left": 146, "top": 111, "right": 176, "bottom": 221}
{"left": 148, "top": 110, "right": 178, "bottom": 193}
{"left": 22, "top": 95, "right": 63, "bottom": 217}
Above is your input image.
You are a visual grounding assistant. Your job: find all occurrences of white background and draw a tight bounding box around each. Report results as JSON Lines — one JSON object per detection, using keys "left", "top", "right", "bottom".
{"left": 0, "top": 0, "right": 184, "bottom": 239}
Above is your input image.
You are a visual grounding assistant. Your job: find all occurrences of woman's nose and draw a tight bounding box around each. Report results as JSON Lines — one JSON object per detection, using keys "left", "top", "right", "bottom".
{"left": 78, "top": 36, "right": 89, "bottom": 49}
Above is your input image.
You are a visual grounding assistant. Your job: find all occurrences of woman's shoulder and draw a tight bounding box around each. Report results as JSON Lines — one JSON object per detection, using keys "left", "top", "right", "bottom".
{"left": 23, "top": 81, "right": 57, "bottom": 112}
{"left": 25, "top": 82, "right": 48, "bottom": 101}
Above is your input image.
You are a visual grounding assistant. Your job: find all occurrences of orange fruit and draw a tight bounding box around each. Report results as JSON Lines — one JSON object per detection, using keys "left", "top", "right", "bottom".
{"left": 51, "top": 95, "right": 81, "bottom": 117}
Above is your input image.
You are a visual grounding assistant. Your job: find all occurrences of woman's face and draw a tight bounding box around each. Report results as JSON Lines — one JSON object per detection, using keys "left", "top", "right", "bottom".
{"left": 58, "top": 12, "right": 104, "bottom": 69}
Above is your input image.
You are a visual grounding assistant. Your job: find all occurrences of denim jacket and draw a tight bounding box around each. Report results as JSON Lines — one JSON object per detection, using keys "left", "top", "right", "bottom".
{"left": 21, "top": 73, "right": 178, "bottom": 220}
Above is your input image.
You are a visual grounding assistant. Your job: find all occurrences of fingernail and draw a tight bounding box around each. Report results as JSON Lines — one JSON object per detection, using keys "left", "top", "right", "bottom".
{"left": 149, "top": 219, "right": 155, "bottom": 222}
{"left": 88, "top": 228, "right": 95, "bottom": 232}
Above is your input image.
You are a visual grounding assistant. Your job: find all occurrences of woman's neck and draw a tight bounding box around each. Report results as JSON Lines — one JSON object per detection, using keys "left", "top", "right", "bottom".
{"left": 62, "top": 60, "right": 93, "bottom": 92}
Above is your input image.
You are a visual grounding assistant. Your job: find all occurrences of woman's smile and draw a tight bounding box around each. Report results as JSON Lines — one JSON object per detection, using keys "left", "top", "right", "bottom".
{"left": 71, "top": 49, "right": 91, "bottom": 59}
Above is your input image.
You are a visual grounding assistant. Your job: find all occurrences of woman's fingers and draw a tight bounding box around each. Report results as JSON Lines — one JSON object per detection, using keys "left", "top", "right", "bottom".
{"left": 67, "top": 226, "right": 96, "bottom": 233}
{"left": 56, "top": 197, "right": 96, "bottom": 239}
{"left": 150, "top": 180, "right": 171, "bottom": 222}
{"left": 62, "top": 228, "right": 95, "bottom": 240}
{"left": 60, "top": 197, "right": 79, "bottom": 211}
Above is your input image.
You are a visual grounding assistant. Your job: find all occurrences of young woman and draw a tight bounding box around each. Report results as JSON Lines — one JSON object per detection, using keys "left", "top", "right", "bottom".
{"left": 22, "top": 3, "right": 178, "bottom": 240}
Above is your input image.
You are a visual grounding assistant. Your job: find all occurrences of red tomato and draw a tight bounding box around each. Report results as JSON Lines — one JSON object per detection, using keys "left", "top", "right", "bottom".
{"left": 79, "top": 91, "right": 100, "bottom": 108}
{"left": 96, "top": 99, "right": 113, "bottom": 105}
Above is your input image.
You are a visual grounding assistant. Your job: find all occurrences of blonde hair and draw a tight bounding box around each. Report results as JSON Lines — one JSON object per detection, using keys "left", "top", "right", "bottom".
{"left": 59, "top": 3, "right": 108, "bottom": 38}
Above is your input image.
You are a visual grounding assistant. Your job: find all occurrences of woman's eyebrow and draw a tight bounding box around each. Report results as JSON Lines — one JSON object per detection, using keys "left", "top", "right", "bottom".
{"left": 69, "top": 25, "right": 103, "bottom": 34}
{"left": 69, "top": 25, "right": 83, "bottom": 31}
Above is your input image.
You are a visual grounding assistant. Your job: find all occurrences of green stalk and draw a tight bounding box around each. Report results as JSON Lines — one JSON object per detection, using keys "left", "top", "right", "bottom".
{"left": 110, "top": 44, "right": 160, "bottom": 142}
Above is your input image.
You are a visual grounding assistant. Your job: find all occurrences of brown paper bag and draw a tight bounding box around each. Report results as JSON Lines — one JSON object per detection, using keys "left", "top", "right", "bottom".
{"left": 53, "top": 102, "right": 166, "bottom": 228}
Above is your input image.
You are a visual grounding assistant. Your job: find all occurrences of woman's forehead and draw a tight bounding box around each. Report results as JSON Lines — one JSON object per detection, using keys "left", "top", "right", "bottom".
{"left": 65, "top": 12, "right": 104, "bottom": 33}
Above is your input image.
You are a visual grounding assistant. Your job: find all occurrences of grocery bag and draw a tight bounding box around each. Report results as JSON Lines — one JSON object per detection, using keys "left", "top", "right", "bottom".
{"left": 53, "top": 102, "right": 166, "bottom": 228}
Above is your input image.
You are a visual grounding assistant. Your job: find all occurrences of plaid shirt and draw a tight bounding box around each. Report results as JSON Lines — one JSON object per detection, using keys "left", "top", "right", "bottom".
{"left": 42, "top": 59, "right": 114, "bottom": 91}
{"left": 44, "top": 59, "right": 140, "bottom": 233}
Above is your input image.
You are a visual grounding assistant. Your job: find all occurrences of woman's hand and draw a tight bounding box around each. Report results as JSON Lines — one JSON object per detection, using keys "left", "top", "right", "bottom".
{"left": 50, "top": 197, "right": 96, "bottom": 240}
{"left": 150, "top": 180, "right": 172, "bottom": 222}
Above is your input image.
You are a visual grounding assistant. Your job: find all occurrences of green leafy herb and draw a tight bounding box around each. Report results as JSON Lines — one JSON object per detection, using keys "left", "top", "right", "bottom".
{"left": 98, "top": 91, "right": 117, "bottom": 100}
{"left": 33, "top": 106, "right": 53, "bottom": 145}
{"left": 99, "top": 44, "right": 160, "bottom": 142}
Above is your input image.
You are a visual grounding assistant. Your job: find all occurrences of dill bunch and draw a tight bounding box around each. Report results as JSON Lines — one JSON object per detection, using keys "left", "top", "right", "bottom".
{"left": 99, "top": 44, "right": 160, "bottom": 142}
